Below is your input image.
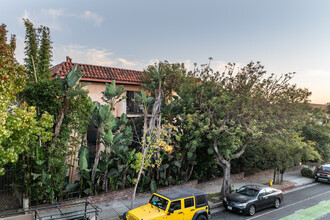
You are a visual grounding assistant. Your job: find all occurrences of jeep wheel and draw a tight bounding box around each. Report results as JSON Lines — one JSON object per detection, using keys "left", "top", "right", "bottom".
{"left": 196, "top": 214, "right": 207, "bottom": 220}
{"left": 274, "top": 198, "right": 280, "bottom": 208}
{"left": 248, "top": 205, "right": 256, "bottom": 216}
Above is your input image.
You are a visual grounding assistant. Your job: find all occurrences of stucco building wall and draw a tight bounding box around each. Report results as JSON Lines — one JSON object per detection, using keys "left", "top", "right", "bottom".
{"left": 84, "top": 82, "right": 142, "bottom": 117}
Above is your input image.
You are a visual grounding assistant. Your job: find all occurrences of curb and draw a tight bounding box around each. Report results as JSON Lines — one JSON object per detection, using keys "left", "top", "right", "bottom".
{"left": 280, "top": 185, "right": 295, "bottom": 191}
{"left": 209, "top": 201, "right": 223, "bottom": 210}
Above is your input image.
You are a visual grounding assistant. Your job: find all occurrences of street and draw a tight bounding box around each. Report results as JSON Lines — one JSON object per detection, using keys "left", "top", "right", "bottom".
{"left": 211, "top": 182, "right": 330, "bottom": 220}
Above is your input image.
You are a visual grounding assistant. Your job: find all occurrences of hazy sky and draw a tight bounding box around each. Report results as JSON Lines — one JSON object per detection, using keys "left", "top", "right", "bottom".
{"left": 1, "top": 0, "right": 329, "bottom": 104}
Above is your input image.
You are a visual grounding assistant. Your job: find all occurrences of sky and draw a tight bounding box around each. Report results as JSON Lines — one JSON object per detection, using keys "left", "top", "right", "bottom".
{"left": 1, "top": 0, "right": 329, "bottom": 104}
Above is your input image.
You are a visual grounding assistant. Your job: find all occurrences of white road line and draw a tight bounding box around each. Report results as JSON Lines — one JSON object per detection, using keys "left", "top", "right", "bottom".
{"left": 294, "top": 209, "right": 304, "bottom": 213}
{"left": 247, "top": 190, "right": 330, "bottom": 220}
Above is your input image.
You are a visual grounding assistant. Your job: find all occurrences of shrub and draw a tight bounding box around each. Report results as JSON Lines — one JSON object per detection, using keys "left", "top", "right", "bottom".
{"left": 301, "top": 167, "right": 314, "bottom": 178}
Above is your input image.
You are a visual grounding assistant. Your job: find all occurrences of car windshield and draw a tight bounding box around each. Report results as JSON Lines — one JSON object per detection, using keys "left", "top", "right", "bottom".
{"left": 320, "top": 166, "right": 330, "bottom": 171}
{"left": 149, "top": 194, "right": 169, "bottom": 211}
{"left": 237, "top": 187, "right": 259, "bottom": 197}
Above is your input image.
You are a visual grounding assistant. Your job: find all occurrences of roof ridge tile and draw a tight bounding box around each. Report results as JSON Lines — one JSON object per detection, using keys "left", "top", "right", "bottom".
{"left": 51, "top": 58, "right": 142, "bottom": 84}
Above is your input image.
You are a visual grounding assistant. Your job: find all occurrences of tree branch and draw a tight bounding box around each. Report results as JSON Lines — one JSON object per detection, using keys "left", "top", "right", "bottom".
{"left": 213, "top": 138, "right": 229, "bottom": 168}
{"left": 232, "top": 143, "right": 248, "bottom": 159}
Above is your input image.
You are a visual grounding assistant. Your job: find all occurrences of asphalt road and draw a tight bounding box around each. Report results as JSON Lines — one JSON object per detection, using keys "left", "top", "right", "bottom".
{"left": 211, "top": 182, "right": 330, "bottom": 220}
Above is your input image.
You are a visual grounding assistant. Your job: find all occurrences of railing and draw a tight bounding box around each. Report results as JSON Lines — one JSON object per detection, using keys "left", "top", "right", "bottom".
{"left": 0, "top": 199, "right": 101, "bottom": 220}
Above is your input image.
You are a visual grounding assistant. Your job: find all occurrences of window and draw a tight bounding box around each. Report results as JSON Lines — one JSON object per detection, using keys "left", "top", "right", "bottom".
{"left": 237, "top": 186, "right": 259, "bottom": 197}
{"left": 320, "top": 166, "right": 330, "bottom": 171}
{"left": 195, "top": 195, "right": 206, "bottom": 207}
{"left": 265, "top": 188, "right": 275, "bottom": 194}
{"left": 149, "top": 195, "right": 169, "bottom": 211}
{"left": 170, "top": 200, "right": 181, "bottom": 211}
{"left": 87, "top": 120, "right": 97, "bottom": 161}
{"left": 126, "top": 91, "right": 143, "bottom": 114}
{"left": 184, "top": 197, "right": 194, "bottom": 208}
{"left": 258, "top": 189, "right": 267, "bottom": 198}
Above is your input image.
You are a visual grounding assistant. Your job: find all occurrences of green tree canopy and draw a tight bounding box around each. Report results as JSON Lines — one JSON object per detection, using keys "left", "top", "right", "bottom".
{"left": 0, "top": 24, "right": 53, "bottom": 175}
{"left": 23, "top": 18, "right": 52, "bottom": 81}
{"left": 141, "top": 61, "right": 186, "bottom": 102}
{"left": 178, "top": 61, "right": 312, "bottom": 196}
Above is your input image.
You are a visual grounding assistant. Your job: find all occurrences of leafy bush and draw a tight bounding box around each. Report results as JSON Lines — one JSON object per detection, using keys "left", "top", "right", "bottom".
{"left": 301, "top": 167, "right": 314, "bottom": 178}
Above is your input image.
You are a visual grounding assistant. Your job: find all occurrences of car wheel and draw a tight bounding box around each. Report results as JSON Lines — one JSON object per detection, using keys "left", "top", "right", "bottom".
{"left": 248, "top": 205, "right": 256, "bottom": 216}
{"left": 196, "top": 214, "right": 207, "bottom": 220}
{"left": 274, "top": 198, "right": 280, "bottom": 209}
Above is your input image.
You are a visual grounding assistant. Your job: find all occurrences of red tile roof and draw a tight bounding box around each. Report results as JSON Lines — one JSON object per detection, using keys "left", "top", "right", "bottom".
{"left": 51, "top": 56, "right": 142, "bottom": 85}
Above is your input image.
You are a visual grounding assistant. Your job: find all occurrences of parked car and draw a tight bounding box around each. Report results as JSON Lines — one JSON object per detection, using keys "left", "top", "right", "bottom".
{"left": 121, "top": 187, "right": 210, "bottom": 220}
{"left": 223, "top": 185, "right": 283, "bottom": 216}
{"left": 314, "top": 164, "right": 330, "bottom": 183}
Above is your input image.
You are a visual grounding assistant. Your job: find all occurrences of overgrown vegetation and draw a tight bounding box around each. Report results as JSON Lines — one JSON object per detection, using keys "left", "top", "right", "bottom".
{"left": 301, "top": 167, "right": 314, "bottom": 178}
{"left": 1, "top": 21, "right": 329, "bottom": 208}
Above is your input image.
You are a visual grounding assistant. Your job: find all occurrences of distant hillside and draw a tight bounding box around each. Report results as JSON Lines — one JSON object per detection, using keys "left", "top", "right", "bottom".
{"left": 311, "top": 103, "right": 328, "bottom": 110}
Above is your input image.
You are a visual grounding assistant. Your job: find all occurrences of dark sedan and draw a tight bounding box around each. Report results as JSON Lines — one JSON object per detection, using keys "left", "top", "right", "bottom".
{"left": 223, "top": 185, "right": 283, "bottom": 216}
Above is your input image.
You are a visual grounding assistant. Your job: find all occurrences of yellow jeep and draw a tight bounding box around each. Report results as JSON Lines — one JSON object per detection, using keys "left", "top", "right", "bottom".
{"left": 122, "top": 187, "right": 210, "bottom": 220}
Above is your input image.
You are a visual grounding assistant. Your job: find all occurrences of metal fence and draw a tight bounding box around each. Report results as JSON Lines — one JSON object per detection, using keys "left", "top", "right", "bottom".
{"left": 0, "top": 168, "right": 88, "bottom": 213}
{"left": 0, "top": 199, "right": 101, "bottom": 220}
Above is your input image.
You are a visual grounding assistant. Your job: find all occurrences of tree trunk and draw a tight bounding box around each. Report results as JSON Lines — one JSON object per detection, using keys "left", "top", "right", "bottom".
{"left": 280, "top": 168, "right": 285, "bottom": 184}
{"left": 275, "top": 170, "right": 280, "bottom": 184}
{"left": 52, "top": 109, "right": 65, "bottom": 146}
{"left": 273, "top": 168, "right": 277, "bottom": 184}
{"left": 103, "top": 153, "right": 110, "bottom": 192}
{"left": 156, "top": 113, "right": 161, "bottom": 181}
{"left": 131, "top": 89, "right": 162, "bottom": 209}
{"left": 91, "top": 125, "right": 102, "bottom": 185}
{"left": 131, "top": 113, "right": 149, "bottom": 209}
{"left": 220, "top": 162, "right": 231, "bottom": 198}
{"left": 213, "top": 139, "right": 247, "bottom": 198}
{"left": 187, "top": 162, "right": 195, "bottom": 181}
{"left": 131, "top": 144, "right": 147, "bottom": 209}
{"left": 52, "top": 96, "right": 68, "bottom": 148}
{"left": 122, "top": 166, "right": 129, "bottom": 187}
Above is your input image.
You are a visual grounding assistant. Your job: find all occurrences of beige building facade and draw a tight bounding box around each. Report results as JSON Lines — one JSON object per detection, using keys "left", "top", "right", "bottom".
{"left": 52, "top": 56, "right": 144, "bottom": 117}
{"left": 52, "top": 56, "right": 144, "bottom": 182}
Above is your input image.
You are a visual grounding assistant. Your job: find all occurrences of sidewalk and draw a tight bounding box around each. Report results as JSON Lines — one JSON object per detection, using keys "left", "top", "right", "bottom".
{"left": 96, "top": 169, "right": 314, "bottom": 220}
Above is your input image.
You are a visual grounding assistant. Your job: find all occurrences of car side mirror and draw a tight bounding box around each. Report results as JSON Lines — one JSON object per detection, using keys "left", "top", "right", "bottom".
{"left": 168, "top": 208, "right": 174, "bottom": 214}
{"left": 258, "top": 196, "right": 264, "bottom": 200}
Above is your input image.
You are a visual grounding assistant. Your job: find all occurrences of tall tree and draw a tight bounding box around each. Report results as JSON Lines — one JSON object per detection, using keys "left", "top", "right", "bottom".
{"left": 131, "top": 63, "right": 177, "bottom": 208}
{"left": 178, "top": 61, "right": 312, "bottom": 197}
{"left": 52, "top": 65, "right": 86, "bottom": 147}
{"left": 301, "top": 108, "right": 330, "bottom": 162}
{"left": 37, "top": 25, "right": 52, "bottom": 80}
{"left": 17, "top": 20, "right": 93, "bottom": 203}
{"left": 261, "top": 130, "right": 320, "bottom": 184}
{"left": 0, "top": 24, "right": 53, "bottom": 175}
{"left": 141, "top": 61, "right": 186, "bottom": 102}
{"left": 130, "top": 89, "right": 159, "bottom": 209}
{"left": 23, "top": 19, "right": 38, "bottom": 81}
{"left": 23, "top": 19, "right": 53, "bottom": 81}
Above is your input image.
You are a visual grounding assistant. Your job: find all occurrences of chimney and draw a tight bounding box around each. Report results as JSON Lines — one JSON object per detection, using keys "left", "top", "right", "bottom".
{"left": 66, "top": 56, "right": 72, "bottom": 63}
